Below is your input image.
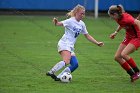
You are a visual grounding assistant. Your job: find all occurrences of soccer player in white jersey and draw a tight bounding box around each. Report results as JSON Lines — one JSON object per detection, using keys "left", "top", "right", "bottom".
{"left": 47, "top": 4, "right": 104, "bottom": 81}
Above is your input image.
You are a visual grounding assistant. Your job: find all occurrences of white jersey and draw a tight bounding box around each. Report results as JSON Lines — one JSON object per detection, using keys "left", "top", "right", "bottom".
{"left": 58, "top": 17, "right": 88, "bottom": 49}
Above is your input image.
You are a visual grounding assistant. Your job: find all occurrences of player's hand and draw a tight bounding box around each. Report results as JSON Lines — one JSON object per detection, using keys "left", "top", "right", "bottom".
{"left": 97, "top": 42, "right": 104, "bottom": 47}
{"left": 53, "top": 17, "right": 58, "bottom": 26}
{"left": 110, "top": 32, "right": 117, "bottom": 39}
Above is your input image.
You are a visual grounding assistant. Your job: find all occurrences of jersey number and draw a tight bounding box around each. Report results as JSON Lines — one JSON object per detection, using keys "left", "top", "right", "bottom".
{"left": 74, "top": 32, "right": 80, "bottom": 38}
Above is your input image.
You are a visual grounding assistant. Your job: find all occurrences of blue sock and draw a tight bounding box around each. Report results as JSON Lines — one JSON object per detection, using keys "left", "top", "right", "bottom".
{"left": 69, "top": 56, "right": 79, "bottom": 72}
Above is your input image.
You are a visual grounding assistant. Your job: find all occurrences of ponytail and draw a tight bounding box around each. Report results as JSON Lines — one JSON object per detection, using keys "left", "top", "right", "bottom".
{"left": 117, "top": 5, "right": 125, "bottom": 14}
{"left": 66, "top": 4, "right": 85, "bottom": 17}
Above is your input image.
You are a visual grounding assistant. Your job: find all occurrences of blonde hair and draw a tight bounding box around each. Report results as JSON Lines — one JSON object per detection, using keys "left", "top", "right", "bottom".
{"left": 67, "top": 4, "right": 85, "bottom": 17}
{"left": 108, "top": 4, "right": 125, "bottom": 16}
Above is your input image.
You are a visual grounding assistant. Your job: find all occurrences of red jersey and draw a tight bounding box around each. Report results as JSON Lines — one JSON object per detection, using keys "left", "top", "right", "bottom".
{"left": 115, "top": 13, "right": 140, "bottom": 39}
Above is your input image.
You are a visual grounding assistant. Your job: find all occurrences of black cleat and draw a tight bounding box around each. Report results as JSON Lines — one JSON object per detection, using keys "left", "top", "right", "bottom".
{"left": 54, "top": 77, "right": 60, "bottom": 81}
{"left": 46, "top": 72, "right": 57, "bottom": 80}
{"left": 46, "top": 72, "right": 61, "bottom": 81}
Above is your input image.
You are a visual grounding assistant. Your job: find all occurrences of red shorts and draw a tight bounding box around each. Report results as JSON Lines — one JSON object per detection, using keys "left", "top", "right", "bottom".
{"left": 122, "top": 38, "right": 140, "bottom": 49}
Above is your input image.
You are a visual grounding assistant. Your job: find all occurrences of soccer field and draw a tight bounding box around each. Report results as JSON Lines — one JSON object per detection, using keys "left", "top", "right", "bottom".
{"left": 0, "top": 15, "right": 140, "bottom": 93}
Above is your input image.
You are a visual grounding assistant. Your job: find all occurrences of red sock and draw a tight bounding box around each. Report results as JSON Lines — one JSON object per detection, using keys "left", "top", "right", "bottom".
{"left": 127, "top": 58, "right": 137, "bottom": 68}
{"left": 121, "top": 62, "right": 131, "bottom": 71}
{"left": 121, "top": 62, "right": 135, "bottom": 76}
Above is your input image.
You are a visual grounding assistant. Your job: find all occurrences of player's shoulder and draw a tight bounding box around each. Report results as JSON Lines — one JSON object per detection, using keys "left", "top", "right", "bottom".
{"left": 122, "top": 13, "right": 133, "bottom": 19}
{"left": 63, "top": 17, "right": 76, "bottom": 23}
{"left": 121, "top": 12, "right": 135, "bottom": 24}
{"left": 61, "top": 17, "right": 73, "bottom": 24}
{"left": 79, "top": 20, "right": 86, "bottom": 26}
{"left": 79, "top": 20, "right": 84, "bottom": 23}
{"left": 121, "top": 13, "right": 134, "bottom": 21}
{"left": 68, "top": 17, "right": 75, "bottom": 21}
{"left": 66, "top": 17, "right": 86, "bottom": 26}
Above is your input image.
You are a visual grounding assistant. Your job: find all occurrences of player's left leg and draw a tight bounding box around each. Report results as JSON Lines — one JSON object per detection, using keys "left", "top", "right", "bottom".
{"left": 121, "top": 43, "right": 140, "bottom": 82}
{"left": 57, "top": 56, "right": 78, "bottom": 79}
{"left": 68, "top": 56, "right": 79, "bottom": 72}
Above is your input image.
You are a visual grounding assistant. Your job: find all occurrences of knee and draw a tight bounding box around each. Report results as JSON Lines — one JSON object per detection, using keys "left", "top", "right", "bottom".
{"left": 114, "top": 55, "right": 121, "bottom": 61}
{"left": 121, "top": 52, "right": 128, "bottom": 60}
{"left": 64, "top": 59, "right": 71, "bottom": 65}
{"left": 121, "top": 52, "right": 126, "bottom": 59}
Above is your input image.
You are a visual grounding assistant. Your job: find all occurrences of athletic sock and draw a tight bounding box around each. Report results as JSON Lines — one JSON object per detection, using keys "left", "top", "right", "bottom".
{"left": 127, "top": 58, "right": 140, "bottom": 73}
{"left": 127, "top": 58, "right": 136, "bottom": 68}
{"left": 127, "top": 69, "right": 135, "bottom": 76}
{"left": 57, "top": 67, "right": 71, "bottom": 78}
{"left": 49, "top": 61, "right": 66, "bottom": 74}
{"left": 133, "top": 67, "right": 140, "bottom": 73}
{"left": 121, "top": 62, "right": 134, "bottom": 76}
{"left": 121, "top": 62, "right": 131, "bottom": 71}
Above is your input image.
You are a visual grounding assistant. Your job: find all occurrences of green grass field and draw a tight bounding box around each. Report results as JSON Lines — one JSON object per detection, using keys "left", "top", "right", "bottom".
{"left": 0, "top": 15, "right": 140, "bottom": 93}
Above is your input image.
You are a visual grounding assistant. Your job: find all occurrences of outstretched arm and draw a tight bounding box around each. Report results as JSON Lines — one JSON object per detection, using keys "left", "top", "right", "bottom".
{"left": 53, "top": 18, "right": 63, "bottom": 26}
{"left": 134, "top": 19, "right": 140, "bottom": 37}
{"left": 136, "top": 14, "right": 140, "bottom": 20}
{"left": 134, "top": 19, "right": 140, "bottom": 29}
{"left": 109, "top": 25, "right": 122, "bottom": 39}
{"left": 84, "top": 34, "right": 104, "bottom": 47}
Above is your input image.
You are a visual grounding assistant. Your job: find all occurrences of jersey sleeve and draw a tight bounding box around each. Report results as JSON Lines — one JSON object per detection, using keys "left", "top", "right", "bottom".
{"left": 81, "top": 22, "right": 88, "bottom": 34}
{"left": 61, "top": 19, "right": 70, "bottom": 27}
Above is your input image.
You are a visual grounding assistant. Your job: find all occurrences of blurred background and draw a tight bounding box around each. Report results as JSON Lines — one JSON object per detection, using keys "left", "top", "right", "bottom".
{"left": 0, "top": 0, "right": 140, "bottom": 17}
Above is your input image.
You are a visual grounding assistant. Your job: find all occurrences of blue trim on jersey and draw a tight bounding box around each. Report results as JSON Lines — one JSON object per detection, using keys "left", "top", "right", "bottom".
{"left": 69, "top": 56, "right": 78, "bottom": 72}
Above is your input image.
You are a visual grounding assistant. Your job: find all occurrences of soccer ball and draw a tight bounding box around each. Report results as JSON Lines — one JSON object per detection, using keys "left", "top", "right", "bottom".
{"left": 60, "top": 72, "right": 72, "bottom": 83}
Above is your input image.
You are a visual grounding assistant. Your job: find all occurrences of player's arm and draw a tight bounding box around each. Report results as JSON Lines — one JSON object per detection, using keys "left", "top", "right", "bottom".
{"left": 110, "top": 25, "right": 122, "bottom": 39}
{"left": 134, "top": 19, "right": 140, "bottom": 37}
{"left": 134, "top": 19, "right": 140, "bottom": 30}
{"left": 136, "top": 14, "right": 140, "bottom": 20}
{"left": 84, "top": 34, "right": 104, "bottom": 47}
{"left": 53, "top": 18, "right": 63, "bottom": 26}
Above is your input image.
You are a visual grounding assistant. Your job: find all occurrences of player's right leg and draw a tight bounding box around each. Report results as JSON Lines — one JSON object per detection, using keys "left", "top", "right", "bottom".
{"left": 47, "top": 61, "right": 66, "bottom": 74}
{"left": 47, "top": 50, "right": 71, "bottom": 81}
{"left": 46, "top": 60, "right": 66, "bottom": 80}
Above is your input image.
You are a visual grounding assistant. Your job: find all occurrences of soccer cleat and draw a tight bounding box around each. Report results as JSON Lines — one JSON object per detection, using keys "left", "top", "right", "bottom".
{"left": 54, "top": 77, "right": 60, "bottom": 81}
{"left": 130, "top": 72, "right": 140, "bottom": 82}
{"left": 46, "top": 72, "right": 57, "bottom": 80}
{"left": 136, "top": 72, "right": 140, "bottom": 77}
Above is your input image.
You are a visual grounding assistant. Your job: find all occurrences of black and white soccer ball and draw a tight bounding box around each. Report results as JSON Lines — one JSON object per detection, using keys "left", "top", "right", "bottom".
{"left": 60, "top": 72, "right": 72, "bottom": 83}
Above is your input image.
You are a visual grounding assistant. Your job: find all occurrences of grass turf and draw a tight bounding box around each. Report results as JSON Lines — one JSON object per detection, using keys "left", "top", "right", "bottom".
{"left": 0, "top": 15, "right": 140, "bottom": 93}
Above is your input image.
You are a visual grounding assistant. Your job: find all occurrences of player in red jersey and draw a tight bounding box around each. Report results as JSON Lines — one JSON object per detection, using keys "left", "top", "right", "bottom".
{"left": 108, "top": 5, "right": 140, "bottom": 82}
